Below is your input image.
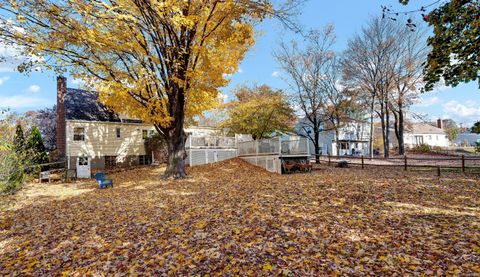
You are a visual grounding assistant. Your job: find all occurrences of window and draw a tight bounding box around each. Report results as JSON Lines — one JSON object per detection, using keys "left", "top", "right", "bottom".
{"left": 105, "top": 156, "right": 117, "bottom": 169}
{"left": 149, "top": 130, "right": 155, "bottom": 137}
{"left": 74, "top": 127, "right": 85, "bottom": 141}
{"left": 414, "top": 135, "right": 424, "bottom": 145}
{"left": 139, "top": 155, "right": 150, "bottom": 165}
{"left": 78, "top": 156, "right": 88, "bottom": 166}
{"left": 142, "top": 130, "right": 148, "bottom": 139}
{"left": 116, "top": 128, "right": 121, "bottom": 138}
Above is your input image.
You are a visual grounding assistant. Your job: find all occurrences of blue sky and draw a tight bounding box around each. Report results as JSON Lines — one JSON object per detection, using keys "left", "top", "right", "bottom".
{"left": 0, "top": 0, "right": 478, "bottom": 127}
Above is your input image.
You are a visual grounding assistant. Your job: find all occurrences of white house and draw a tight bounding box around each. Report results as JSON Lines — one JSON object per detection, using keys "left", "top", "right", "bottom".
{"left": 56, "top": 77, "right": 158, "bottom": 178}
{"left": 56, "top": 76, "right": 240, "bottom": 178}
{"left": 403, "top": 121, "right": 449, "bottom": 148}
{"left": 295, "top": 118, "right": 371, "bottom": 156}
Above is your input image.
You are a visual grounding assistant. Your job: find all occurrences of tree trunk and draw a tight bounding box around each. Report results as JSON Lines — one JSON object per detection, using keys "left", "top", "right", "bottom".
{"left": 160, "top": 83, "right": 188, "bottom": 179}
{"left": 163, "top": 129, "right": 187, "bottom": 179}
{"left": 384, "top": 104, "right": 390, "bottom": 158}
{"left": 335, "top": 128, "right": 340, "bottom": 156}
{"left": 393, "top": 110, "right": 400, "bottom": 152}
{"left": 397, "top": 105, "right": 405, "bottom": 155}
{"left": 369, "top": 97, "right": 375, "bottom": 159}
{"left": 379, "top": 111, "right": 386, "bottom": 157}
{"left": 314, "top": 126, "right": 320, "bottom": 164}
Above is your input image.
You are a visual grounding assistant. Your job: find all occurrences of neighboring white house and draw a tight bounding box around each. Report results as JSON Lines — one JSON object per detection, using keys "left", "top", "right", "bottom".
{"left": 295, "top": 118, "right": 371, "bottom": 156}
{"left": 403, "top": 121, "right": 450, "bottom": 148}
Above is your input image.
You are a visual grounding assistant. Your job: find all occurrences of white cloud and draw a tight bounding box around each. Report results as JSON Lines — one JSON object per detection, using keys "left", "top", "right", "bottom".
{"left": 271, "top": 71, "right": 280, "bottom": 78}
{"left": 0, "top": 35, "right": 43, "bottom": 72}
{"left": 442, "top": 100, "right": 480, "bottom": 125}
{"left": 26, "top": 84, "right": 40, "bottom": 93}
{"left": 416, "top": 96, "right": 440, "bottom": 107}
{"left": 0, "top": 44, "right": 28, "bottom": 72}
{"left": 0, "top": 76, "right": 10, "bottom": 85}
{"left": 0, "top": 95, "right": 47, "bottom": 108}
{"left": 238, "top": 67, "right": 243, "bottom": 73}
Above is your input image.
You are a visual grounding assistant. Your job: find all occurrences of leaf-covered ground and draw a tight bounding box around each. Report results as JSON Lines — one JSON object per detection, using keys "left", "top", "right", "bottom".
{"left": 1, "top": 159, "right": 479, "bottom": 275}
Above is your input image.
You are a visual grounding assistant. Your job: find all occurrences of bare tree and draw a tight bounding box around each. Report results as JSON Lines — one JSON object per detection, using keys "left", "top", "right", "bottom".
{"left": 322, "top": 57, "right": 358, "bottom": 156}
{"left": 389, "top": 21, "right": 429, "bottom": 155}
{"left": 274, "top": 26, "right": 336, "bottom": 163}
{"left": 343, "top": 16, "right": 421, "bottom": 158}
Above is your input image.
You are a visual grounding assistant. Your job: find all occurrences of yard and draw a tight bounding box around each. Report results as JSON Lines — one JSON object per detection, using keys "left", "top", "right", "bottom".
{"left": 1, "top": 159, "right": 479, "bottom": 275}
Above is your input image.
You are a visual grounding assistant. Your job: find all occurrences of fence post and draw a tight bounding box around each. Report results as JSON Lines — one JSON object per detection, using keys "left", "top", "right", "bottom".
{"left": 462, "top": 155, "right": 465, "bottom": 173}
{"left": 437, "top": 166, "right": 441, "bottom": 177}
{"left": 328, "top": 154, "right": 331, "bottom": 166}
{"left": 404, "top": 155, "right": 408, "bottom": 171}
{"left": 361, "top": 155, "right": 364, "bottom": 169}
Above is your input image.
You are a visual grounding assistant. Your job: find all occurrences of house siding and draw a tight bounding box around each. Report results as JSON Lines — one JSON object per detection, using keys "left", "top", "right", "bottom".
{"left": 296, "top": 119, "right": 371, "bottom": 156}
{"left": 404, "top": 133, "right": 449, "bottom": 148}
{"left": 66, "top": 120, "right": 155, "bottom": 170}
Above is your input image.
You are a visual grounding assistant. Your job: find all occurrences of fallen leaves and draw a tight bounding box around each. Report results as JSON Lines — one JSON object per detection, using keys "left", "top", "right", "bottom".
{"left": 0, "top": 158, "right": 479, "bottom": 275}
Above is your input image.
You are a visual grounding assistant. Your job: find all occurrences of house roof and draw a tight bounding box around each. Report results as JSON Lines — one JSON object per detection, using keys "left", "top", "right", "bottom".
{"left": 65, "top": 88, "right": 142, "bottom": 123}
{"left": 407, "top": 123, "right": 445, "bottom": 135}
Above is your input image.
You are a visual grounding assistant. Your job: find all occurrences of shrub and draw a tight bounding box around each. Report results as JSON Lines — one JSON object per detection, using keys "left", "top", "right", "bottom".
{"left": 144, "top": 134, "right": 168, "bottom": 163}
{"left": 412, "top": 143, "right": 431, "bottom": 153}
{"left": 475, "top": 142, "right": 480, "bottom": 154}
{"left": 0, "top": 141, "right": 25, "bottom": 194}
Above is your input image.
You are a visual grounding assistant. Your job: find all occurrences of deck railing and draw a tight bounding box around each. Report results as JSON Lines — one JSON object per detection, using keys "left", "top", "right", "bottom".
{"left": 237, "top": 137, "right": 309, "bottom": 157}
{"left": 281, "top": 139, "right": 309, "bottom": 155}
{"left": 187, "top": 136, "right": 236, "bottom": 149}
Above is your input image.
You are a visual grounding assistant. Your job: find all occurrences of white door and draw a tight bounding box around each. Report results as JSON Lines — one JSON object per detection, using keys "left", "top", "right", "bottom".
{"left": 77, "top": 157, "right": 91, "bottom": 178}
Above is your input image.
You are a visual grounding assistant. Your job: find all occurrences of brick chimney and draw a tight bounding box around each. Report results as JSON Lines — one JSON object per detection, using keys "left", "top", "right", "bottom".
{"left": 56, "top": 76, "right": 67, "bottom": 158}
{"left": 437, "top": 118, "right": 443, "bottom": 129}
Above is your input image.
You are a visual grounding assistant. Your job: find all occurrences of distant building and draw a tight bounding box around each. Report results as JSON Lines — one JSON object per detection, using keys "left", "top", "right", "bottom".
{"left": 455, "top": 133, "right": 480, "bottom": 147}
{"left": 403, "top": 120, "right": 449, "bottom": 148}
{"left": 295, "top": 118, "right": 371, "bottom": 156}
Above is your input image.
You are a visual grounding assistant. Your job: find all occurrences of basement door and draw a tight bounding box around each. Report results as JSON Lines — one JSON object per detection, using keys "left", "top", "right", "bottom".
{"left": 77, "top": 156, "right": 91, "bottom": 178}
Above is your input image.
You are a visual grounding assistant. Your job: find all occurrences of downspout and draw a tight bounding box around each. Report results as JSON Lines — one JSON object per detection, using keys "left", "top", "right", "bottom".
{"left": 66, "top": 123, "right": 70, "bottom": 169}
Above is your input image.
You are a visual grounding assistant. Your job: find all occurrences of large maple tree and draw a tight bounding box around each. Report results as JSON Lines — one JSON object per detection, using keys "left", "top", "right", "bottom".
{"left": 0, "top": 0, "right": 297, "bottom": 178}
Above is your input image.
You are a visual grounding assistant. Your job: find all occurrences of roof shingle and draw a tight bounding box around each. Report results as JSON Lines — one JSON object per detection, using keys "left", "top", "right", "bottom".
{"left": 64, "top": 88, "right": 141, "bottom": 123}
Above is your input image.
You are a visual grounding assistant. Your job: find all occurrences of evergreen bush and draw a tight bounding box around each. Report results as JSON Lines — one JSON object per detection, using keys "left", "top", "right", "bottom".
{"left": 0, "top": 141, "right": 25, "bottom": 194}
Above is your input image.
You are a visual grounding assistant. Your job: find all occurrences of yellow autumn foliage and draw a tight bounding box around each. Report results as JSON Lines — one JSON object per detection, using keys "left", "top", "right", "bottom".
{"left": 0, "top": 0, "right": 269, "bottom": 127}
{"left": 221, "top": 85, "right": 295, "bottom": 139}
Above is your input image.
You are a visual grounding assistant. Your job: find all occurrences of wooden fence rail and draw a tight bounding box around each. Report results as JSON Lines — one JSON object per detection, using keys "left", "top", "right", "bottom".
{"left": 313, "top": 154, "right": 480, "bottom": 176}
